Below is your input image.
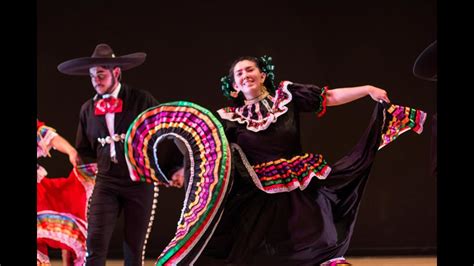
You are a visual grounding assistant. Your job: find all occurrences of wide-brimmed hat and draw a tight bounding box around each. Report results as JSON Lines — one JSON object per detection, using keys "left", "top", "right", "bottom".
{"left": 57, "top": 43, "right": 146, "bottom": 75}
{"left": 413, "top": 40, "right": 437, "bottom": 81}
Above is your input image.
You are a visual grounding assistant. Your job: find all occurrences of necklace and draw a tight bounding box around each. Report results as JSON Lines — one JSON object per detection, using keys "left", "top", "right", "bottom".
{"left": 244, "top": 91, "right": 269, "bottom": 105}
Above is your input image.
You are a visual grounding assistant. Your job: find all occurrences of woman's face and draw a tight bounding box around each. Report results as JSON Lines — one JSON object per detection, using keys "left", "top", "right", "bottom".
{"left": 232, "top": 60, "right": 266, "bottom": 98}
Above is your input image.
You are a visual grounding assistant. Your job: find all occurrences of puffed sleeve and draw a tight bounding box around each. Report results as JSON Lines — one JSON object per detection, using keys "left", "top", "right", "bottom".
{"left": 37, "top": 118, "right": 58, "bottom": 156}
{"left": 284, "top": 81, "right": 328, "bottom": 117}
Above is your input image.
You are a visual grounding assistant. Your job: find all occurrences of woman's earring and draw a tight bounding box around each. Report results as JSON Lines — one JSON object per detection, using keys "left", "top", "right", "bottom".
{"left": 230, "top": 90, "right": 239, "bottom": 98}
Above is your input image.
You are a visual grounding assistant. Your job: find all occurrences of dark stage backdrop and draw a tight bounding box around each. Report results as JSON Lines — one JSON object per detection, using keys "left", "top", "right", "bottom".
{"left": 37, "top": 0, "right": 437, "bottom": 258}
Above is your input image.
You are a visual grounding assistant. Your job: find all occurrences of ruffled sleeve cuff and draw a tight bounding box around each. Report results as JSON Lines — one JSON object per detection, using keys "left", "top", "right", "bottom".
{"left": 284, "top": 81, "right": 328, "bottom": 118}
{"left": 316, "top": 86, "right": 328, "bottom": 118}
{"left": 37, "top": 124, "right": 58, "bottom": 156}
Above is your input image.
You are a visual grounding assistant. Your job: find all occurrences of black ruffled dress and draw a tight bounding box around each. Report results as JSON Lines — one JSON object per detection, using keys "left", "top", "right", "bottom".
{"left": 197, "top": 81, "right": 426, "bottom": 265}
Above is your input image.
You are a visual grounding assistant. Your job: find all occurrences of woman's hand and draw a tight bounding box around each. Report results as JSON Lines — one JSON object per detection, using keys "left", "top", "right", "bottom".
{"left": 68, "top": 150, "right": 79, "bottom": 168}
{"left": 154, "top": 168, "right": 185, "bottom": 188}
{"left": 170, "top": 167, "right": 185, "bottom": 188}
{"left": 368, "top": 86, "right": 390, "bottom": 103}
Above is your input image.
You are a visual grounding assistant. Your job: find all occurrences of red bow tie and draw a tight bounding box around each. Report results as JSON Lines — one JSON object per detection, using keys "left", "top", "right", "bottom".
{"left": 94, "top": 96, "right": 123, "bottom": 115}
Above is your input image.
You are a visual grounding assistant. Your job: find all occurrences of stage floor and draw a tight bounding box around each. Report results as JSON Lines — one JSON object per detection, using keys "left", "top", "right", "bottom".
{"left": 51, "top": 256, "right": 436, "bottom": 265}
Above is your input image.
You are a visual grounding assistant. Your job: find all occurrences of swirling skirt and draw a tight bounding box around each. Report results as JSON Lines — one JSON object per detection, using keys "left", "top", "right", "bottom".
{"left": 37, "top": 164, "right": 96, "bottom": 266}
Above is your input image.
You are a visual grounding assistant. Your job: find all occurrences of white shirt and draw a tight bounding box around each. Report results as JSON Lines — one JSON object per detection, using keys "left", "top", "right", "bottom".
{"left": 102, "top": 83, "right": 122, "bottom": 162}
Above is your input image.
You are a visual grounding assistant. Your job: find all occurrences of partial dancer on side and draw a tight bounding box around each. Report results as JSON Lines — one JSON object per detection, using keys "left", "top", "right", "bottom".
{"left": 37, "top": 119, "right": 97, "bottom": 266}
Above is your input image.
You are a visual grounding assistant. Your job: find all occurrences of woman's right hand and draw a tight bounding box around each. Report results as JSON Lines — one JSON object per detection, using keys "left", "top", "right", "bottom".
{"left": 170, "top": 167, "right": 185, "bottom": 188}
{"left": 368, "top": 86, "right": 390, "bottom": 103}
{"left": 68, "top": 150, "right": 79, "bottom": 168}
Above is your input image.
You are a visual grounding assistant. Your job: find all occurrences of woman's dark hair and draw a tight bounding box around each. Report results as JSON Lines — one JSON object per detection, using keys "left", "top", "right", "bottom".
{"left": 221, "top": 55, "right": 276, "bottom": 106}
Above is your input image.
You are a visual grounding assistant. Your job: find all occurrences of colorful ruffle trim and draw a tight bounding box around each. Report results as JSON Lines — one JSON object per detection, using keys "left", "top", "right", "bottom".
{"left": 37, "top": 211, "right": 87, "bottom": 266}
{"left": 125, "top": 101, "right": 232, "bottom": 265}
{"left": 253, "top": 153, "right": 331, "bottom": 193}
{"left": 379, "top": 104, "right": 427, "bottom": 150}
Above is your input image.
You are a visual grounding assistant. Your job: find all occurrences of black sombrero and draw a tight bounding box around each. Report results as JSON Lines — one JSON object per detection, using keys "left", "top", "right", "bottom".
{"left": 57, "top": 43, "right": 146, "bottom": 75}
{"left": 413, "top": 40, "right": 437, "bottom": 82}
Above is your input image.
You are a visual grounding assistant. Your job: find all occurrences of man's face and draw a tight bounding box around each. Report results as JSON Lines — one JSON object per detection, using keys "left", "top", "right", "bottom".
{"left": 89, "top": 66, "right": 119, "bottom": 95}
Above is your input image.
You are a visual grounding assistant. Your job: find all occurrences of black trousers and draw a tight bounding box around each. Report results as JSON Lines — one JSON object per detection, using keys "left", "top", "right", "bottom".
{"left": 85, "top": 177, "right": 155, "bottom": 266}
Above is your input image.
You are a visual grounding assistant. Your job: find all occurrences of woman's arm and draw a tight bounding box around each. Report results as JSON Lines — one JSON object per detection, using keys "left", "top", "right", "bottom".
{"left": 50, "top": 134, "right": 79, "bottom": 167}
{"left": 326, "top": 85, "right": 390, "bottom": 106}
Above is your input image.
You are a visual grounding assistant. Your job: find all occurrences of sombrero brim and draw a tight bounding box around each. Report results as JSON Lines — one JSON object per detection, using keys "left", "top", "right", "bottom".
{"left": 413, "top": 41, "right": 437, "bottom": 82}
{"left": 57, "top": 52, "right": 146, "bottom": 75}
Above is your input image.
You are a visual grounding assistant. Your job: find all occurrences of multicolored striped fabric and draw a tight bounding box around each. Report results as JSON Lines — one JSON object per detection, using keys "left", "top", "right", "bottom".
{"left": 37, "top": 211, "right": 87, "bottom": 264}
{"left": 37, "top": 119, "right": 58, "bottom": 162}
{"left": 231, "top": 144, "right": 331, "bottom": 194}
{"left": 37, "top": 119, "right": 56, "bottom": 142}
{"left": 124, "top": 101, "right": 232, "bottom": 265}
{"left": 379, "top": 104, "right": 427, "bottom": 149}
{"left": 74, "top": 163, "right": 97, "bottom": 200}
{"left": 253, "top": 153, "right": 331, "bottom": 193}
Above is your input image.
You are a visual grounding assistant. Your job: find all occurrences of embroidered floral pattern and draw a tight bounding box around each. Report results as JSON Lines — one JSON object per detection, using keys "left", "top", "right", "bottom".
{"left": 217, "top": 82, "right": 293, "bottom": 132}
{"left": 217, "top": 81, "right": 328, "bottom": 131}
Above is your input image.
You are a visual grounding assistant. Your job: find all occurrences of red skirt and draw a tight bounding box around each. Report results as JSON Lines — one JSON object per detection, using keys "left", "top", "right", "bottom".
{"left": 37, "top": 163, "right": 96, "bottom": 266}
